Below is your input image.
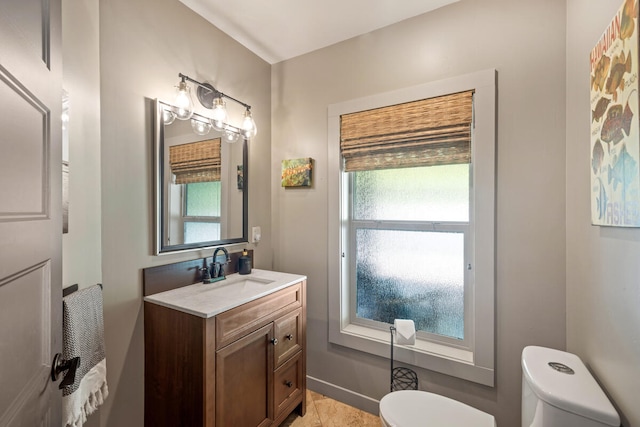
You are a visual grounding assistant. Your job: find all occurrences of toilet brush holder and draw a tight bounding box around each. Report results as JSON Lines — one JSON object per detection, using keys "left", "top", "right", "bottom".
{"left": 390, "top": 326, "right": 418, "bottom": 391}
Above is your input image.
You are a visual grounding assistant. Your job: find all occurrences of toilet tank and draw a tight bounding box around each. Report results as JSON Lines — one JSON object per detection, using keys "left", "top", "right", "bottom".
{"left": 521, "top": 346, "right": 619, "bottom": 427}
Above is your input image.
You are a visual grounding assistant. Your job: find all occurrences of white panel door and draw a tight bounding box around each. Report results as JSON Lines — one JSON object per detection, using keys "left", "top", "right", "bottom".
{"left": 0, "top": 0, "right": 63, "bottom": 425}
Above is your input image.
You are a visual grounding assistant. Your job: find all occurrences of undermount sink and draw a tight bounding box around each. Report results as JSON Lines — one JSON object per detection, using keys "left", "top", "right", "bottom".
{"left": 205, "top": 274, "right": 275, "bottom": 290}
{"left": 225, "top": 275, "right": 274, "bottom": 287}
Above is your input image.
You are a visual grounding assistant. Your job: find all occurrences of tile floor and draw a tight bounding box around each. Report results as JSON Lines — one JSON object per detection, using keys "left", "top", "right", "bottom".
{"left": 281, "top": 390, "right": 381, "bottom": 427}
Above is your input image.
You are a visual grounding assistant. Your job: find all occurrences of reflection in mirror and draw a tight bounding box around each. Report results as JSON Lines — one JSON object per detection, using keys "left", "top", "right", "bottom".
{"left": 154, "top": 99, "right": 247, "bottom": 254}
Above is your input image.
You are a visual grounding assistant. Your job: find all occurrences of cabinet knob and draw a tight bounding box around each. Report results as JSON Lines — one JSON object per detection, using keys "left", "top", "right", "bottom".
{"left": 271, "top": 338, "right": 278, "bottom": 345}
{"left": 285, "top": 334, "right": 294, "bottom": 341}
{"left": 285, "top": 381, "right": 293, "bottom": 388}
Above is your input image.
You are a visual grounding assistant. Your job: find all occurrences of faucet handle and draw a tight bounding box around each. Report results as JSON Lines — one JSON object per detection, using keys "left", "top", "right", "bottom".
{"left": 212, "top": 261, "right": 226, "bottom": 279}
{"left": 200, "top": 266, "right": 212, "bottom": 283}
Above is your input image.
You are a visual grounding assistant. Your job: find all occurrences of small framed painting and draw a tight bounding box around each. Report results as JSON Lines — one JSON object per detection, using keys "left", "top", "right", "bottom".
{"left": 281, "top": 157, "right": 313, "bottom": 187}
{"left": 237, "top": 165, "right": 244, "bottom": 190}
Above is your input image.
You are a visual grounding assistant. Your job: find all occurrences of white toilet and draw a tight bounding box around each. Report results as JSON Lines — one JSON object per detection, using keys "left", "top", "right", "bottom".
{"left": 379, "top": 345, "right": 621, "bottom": 427}
{"left": 521, "top": 345, "right": 620, "bottom": 427}
{"left": 379, "top": 390, "right": 496, "bottom": 427}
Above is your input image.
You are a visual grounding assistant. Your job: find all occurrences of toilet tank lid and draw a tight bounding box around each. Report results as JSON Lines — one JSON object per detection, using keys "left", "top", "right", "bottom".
{"left": 522, "top": 346, "right": 619, "bottom": 426}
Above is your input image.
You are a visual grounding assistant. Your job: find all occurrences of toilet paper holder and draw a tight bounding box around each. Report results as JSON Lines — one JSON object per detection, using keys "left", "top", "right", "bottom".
{"left": 389, "top": 325, "right": 418, "bottom": 392}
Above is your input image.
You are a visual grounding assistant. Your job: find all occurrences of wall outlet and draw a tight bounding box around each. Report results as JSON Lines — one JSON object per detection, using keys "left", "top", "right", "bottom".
{"left": 251, "top": 226, "right": 261, "bottom": 243}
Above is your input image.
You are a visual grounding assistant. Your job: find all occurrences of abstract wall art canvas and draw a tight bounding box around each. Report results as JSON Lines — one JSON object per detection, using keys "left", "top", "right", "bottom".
{"left": 281, "top": 157, "right": 313, "bottom": 187}
{"left": 590, "top": 0, "right": 640, "bottom": 226}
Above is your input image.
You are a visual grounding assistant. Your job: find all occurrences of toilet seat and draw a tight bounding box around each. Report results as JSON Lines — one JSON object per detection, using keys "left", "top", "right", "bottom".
{"left": 379, "top": 390, "right": 496, "bottom": 427}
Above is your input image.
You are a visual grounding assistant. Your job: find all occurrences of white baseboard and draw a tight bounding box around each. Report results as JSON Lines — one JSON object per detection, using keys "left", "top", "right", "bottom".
{"left": 307, "top": 375, "right": 381, "bottom": 416}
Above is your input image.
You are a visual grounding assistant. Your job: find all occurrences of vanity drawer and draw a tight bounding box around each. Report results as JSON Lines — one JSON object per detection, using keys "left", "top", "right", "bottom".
{"left": 273, "top": 351, "right": 303, "bottom": 418}
{"left": 274, "top": 307, "right": 302, "bottom": 368}
{"left": 216, "top": 282, "right": 302, "bottom": 349}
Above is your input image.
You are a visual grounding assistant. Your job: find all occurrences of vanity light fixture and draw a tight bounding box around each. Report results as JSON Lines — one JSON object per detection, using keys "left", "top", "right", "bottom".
{"left": 191, "top": 116, "right": 212, "bottom": 136}
{"left": 174, "top": 75, "right": 194, "bottom": 120}
{"left": 173, "top": 73, "right": 257, "bottom": 139}
{"left": 163, "top": 108, "right": 176, "bottom": 125}
{"left": 211, "top": 97, "right": 228, "bottom": 131}
{"left": 223, "top": 129, "right": 240, "bottom": 143}
{"left": 241, "top": 109, "right": 257, "bottom": 139}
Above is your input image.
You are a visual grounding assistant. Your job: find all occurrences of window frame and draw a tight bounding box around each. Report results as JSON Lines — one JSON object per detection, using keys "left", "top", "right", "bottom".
{"left": 327, "top": 69, "right": 496, "bottom": 386}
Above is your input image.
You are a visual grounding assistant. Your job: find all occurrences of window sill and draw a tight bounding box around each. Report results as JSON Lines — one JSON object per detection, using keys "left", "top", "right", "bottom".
{"left": 329, "top": 323, "right": 494, "bottom": 386}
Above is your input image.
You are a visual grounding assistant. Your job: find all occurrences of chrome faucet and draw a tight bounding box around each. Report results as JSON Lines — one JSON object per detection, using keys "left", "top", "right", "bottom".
{"left": 211, "top": 247, "right": 230, "bottom": 281}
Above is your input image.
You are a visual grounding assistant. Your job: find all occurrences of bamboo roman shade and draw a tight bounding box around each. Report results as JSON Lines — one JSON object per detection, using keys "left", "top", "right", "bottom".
{"left": 169, "top": 138, "right": 221, "bottom": 184}
{"left": 340, "top": 90, "right": 474, "bottom": 172}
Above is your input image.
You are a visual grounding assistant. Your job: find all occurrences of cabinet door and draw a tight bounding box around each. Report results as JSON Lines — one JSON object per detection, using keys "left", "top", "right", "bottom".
{"left": 216, "top": 323, "right": 274, "bottom": 427}
{"left": 273, "top": 308, "right": 302, "bottom": 368}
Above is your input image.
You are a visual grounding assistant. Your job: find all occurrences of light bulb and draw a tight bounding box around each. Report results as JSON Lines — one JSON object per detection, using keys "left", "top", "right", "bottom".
{"left": 211, "top": 97, "right": 228, "bottom": 131}
{"left": 174, "top": 80, "right": 193, "bottom": 120}
{"left": 224, "top": 129, "right": 240, "bottom": 143}
{"left": 163, "top": 108, "right": 176, "bottom": 125}
{"left": 241, "top": 109, "right": 257, "bottom": 138}
{"left": 191, "top": 118, "right": 211, "bottom": 136}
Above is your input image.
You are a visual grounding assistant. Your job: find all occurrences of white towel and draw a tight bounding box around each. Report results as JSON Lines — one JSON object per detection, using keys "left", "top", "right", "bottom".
{"left": 61, "top": 284, "right": 109, "bottom": 427}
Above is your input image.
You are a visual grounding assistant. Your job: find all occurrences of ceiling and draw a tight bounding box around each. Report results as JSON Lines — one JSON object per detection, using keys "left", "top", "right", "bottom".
{"left": 179, "top": 0, "right": 459, "bottom": 64}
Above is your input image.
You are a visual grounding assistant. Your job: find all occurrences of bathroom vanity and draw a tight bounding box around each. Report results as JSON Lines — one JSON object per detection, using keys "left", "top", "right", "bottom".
{"left": 143, "top": 268, "right": 307, "bottom": 427}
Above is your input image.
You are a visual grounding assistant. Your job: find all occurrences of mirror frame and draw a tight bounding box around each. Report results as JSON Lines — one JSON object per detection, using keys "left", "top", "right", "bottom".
{"left": 153, "top": 99, "right": 248, "bottom": 254}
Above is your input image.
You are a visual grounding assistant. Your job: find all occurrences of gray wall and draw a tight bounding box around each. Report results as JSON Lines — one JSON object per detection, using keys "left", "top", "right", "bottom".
{"left": 566, "top": 1, "right": 640, "bottom": 426}
{"left": 271, "top": 0, "right": 567, "bottom": 425}
{"left": 96, "top": 0, "right": 272, "bottom": 424}
{"left": 61, "top": 0, "right": 102, "bottom": 295}
{"left": 61, "top": 1, "right": 103, "bottom": 426}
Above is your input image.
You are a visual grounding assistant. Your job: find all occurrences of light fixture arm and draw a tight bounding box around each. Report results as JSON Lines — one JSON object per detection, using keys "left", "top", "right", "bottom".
{"left": 178, "top": 73, "right": 251, "bottom": 110}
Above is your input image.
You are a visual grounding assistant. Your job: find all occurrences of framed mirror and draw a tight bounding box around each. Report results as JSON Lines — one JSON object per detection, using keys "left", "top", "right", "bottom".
{"left": 154, "top": 99, "right": 248, "bottom": 254}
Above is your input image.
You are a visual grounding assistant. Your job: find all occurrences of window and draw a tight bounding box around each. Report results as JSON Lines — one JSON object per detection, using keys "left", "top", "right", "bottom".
{"left": 328, "top": 70, "right": 496, "bottom": 386}
{"left": 183, "top": 181, "right": 221, "bottom": 244}
{"left": 168, "top": 138, "right": 224, "bottom": 244}
{"left": 351, "top": 165, "right": 469, "bottom": 344}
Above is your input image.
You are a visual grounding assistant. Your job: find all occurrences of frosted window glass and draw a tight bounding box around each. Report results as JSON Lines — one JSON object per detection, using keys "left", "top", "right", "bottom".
{"left": 353, "top": 165, "right": 469, "bottom": 222}
{"left": 184, "top": 222, "right": 220, "bottom": 244}
{"left": 355, "top": 229, "right": 464, "bottom": 340}
{"left": 185, "top": 182, "right": 221, "bottom": 217}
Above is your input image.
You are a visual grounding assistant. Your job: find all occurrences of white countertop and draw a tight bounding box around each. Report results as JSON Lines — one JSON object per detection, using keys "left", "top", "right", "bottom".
{"left": 143, "top": 269, "right": 306, "bottom": 318}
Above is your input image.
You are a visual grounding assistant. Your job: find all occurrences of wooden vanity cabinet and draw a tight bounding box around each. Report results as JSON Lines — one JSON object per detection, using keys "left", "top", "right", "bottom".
{"left": 144, "top": 280, "right": 306, "bottom": 427}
